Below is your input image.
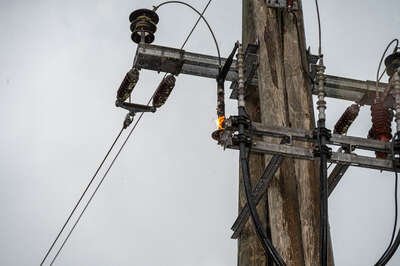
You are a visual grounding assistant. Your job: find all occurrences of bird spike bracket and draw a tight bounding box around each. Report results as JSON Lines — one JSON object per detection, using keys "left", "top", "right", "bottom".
{"left": 266, "top": 0, "right": 298, "bottom": 10}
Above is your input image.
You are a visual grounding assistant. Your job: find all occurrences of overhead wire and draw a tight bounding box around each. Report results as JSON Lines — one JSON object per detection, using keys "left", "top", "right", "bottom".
{"left": 375, "top": 39, "right": 399, "bottom": 97}
{"left": 40, "top": 127, "right": 124, "bottom": 265}
{"left": 153, "top": 0, "right": 221, "bottom": 66}
{"left": 49, "top": 108, "right": 148, "bottom": 265}
{"left": 45, "top": 1, "right": 214, "bottom": 264}
{"left": 314, "top": 0, "right": 322, "bottom": 57}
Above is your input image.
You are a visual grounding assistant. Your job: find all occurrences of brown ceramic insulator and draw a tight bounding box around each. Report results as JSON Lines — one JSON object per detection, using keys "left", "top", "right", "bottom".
{"left": 152, "top": 74, "right": 176, "bottom": 108}
{"left": 117, "top": 68, "right": 140, "bottom": 102}
{"left": 370, "top": 99, "right": 393, "bottom": 158}
{"left": 333, "top": 104, "right": 360, "bottom": 135}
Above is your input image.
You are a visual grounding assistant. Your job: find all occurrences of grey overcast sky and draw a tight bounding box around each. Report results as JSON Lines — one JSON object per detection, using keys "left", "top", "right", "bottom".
{"left": 0, "top": 0, "right": 399, "bottom": 265}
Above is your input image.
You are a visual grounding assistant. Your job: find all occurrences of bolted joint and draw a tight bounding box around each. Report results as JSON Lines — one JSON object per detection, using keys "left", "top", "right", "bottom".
{"left": 226, "top": 115, "right": 251, "bottom": 130}
{"left": 232, "top": 133, "right": 252, "bottom": 147}
{"left": 392, "top": 134, "right": 400, "bottom": 169}
{"left": 313, "top": 127, "right": 332, "bottom": 158}
{"left": 313, "top": 127, "right": 332, "bottom": 140}
{"left": 313, "top": 145, "right": 332, "bottom": 158}
{"left": 123, "top": 112, "right": 135, "bottom": 129}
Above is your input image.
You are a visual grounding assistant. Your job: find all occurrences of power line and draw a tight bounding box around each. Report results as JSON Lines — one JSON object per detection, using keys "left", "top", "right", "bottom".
{"left": 45, "top": 1, "right": 214, "bottom": 264}
{"left": 40, "top": 127, "right": 124, "bottom": 265}
{"left": 49, "top": 110, "right": 147, "bottom": 265}
{"left": 181, "top": 0, "right": 212, "bottom": 50}
{"left": 314, "top": 0, "right": 322, "bottom": 56}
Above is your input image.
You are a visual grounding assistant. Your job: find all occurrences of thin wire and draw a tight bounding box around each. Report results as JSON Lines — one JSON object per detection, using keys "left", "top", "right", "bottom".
{"left": 39, "top": 127, "right": 124, "bottom": 265}
{"left": 49, "top": 109, "right": 148, "bottom": 265}
{"left": 180, "top": 0, "right": 212, "bottom": 50}
{"left": 291, "top": 11, "right": 315, "bottom": 84}
{"left": 314, "top": 0, "right": 322, "bottom": 56}
{"left": 375, "top": 39, "right": 399, "bottom": 97}
{"left": 47, "top": 2, "right": 213, "bottom": 264}
{"left": 153, "top": 0, "right": 221, "bottom": 66}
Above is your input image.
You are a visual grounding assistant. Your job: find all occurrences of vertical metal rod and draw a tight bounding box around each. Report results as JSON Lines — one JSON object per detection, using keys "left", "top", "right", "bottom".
{"left": 391, "top": 69, "right": 400, "bottom": 133}
{"left": 140, "top": 30, "right": 146, "bottom": 44}
{"left": 316, "top": 59, "right": 327, "bottom": 125}
{"left": 316, "top": 58, "right": 328, "bottom": 266}
{"left": 237, "top": 42, "right": 245, "bottom": 109}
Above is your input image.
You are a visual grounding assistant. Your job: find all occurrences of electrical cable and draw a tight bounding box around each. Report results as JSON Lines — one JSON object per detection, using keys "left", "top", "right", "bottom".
{"left": 45, "top": 2, "right": 213, "bottom": 264}
{"left": 153, "top": 0, "right": 221, "bottom": 66}
{"left": 180, "top": 0, "right": 212, "bottom": 50}
{"left": 375, "top": 39, "right": 399, "bottom": 97}
{"left": 39, "top": 127, "right": 124, "bottom": 266}
{"left": 375, "top": 133, "right": 400, "bottom": 265}
{"left": 314, "top": 0, "right": 322, "bottom": 57}
{"left": 49, "top": 109, "right": 148, "bottom": 265}
{"left": 313, "top": 1, "right": 330, "bottom": 265}
{"left": 239, "top": 133, "right": 286, "bottom": 266}
{"left": 290, "top": 11, "right": 315, "bottom": 85}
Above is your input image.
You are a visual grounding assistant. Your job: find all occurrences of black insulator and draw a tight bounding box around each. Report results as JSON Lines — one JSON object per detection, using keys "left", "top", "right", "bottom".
{"left": 117, "top": 68, "right": 139, "bottom": 102}
{"left": 129, "top": 9, "right": 159, "bottom": 44}
{"left": 385, "top": 51, "right": 400, "bottom": 77}
{"left": 152, "top": 74, "right": 176, "bottom": 108}
{"left": 211, "top": 129, "right": 223, "bottom": 142}
{"left": 333, "top": 104, "right": 360, "bottom": 135}
{"left": 369, "top": 99, "right": 393, "bottom": 158}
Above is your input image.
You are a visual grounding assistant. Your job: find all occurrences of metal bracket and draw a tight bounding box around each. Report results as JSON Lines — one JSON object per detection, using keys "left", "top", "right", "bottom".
{"left": 133, "top": 43, "right": 390, "bottom": 106}
{"left": 266, "top": 0, "right": 298, "bottom": 10}
{"left": 231, "top": 153, "right": 284, "bottom": 239}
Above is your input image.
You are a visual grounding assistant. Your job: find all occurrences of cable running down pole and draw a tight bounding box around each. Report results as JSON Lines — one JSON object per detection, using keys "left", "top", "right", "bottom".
{"left": 236, "top": 41, "right": 286, "bottom": 266}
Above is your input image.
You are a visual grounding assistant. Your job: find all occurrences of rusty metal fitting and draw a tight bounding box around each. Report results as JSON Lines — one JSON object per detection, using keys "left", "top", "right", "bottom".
{"left": 152, "top": 74, "right": 176, "bottom": 108}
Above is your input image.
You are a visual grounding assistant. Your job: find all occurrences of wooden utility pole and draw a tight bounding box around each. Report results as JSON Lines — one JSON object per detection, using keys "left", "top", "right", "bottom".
{"left": 239, "top": 1, "right": 334, "bottom": 265}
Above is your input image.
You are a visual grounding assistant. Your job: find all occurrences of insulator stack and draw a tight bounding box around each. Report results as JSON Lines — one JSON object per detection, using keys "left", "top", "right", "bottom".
{"left": 129, "top": 9, "right": 159, "bottom": 44}
{"left": 117, "top": 68, "right": 139, "bottom": 102}
{"left": 384, "top": 51, "right": 400, "bottom": 77}
{"left": 333, "top": 104, "right": 360, "bottom": 135}
{"left": 368, "top": 99, "right": 393, "bottom": 158}
{"left": 152, "top": 74, "right": 176, "bottom": 108}
{"left": 216, "top": 83, "right": 225, "bottom": 118}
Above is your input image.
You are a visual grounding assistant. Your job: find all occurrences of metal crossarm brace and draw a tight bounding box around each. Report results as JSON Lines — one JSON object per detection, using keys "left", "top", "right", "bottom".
{"left": 231, "top": 154, "right": 284, "bottom": 239}
{"left": 328, "top": 163, "right": 350, "bottom": 197}
{"left": 225, "top": 122, "right": 397, "bottom": 172}
{"left": 231, "top": 160, "right": 351, "bottom": 239}
{"left": 133, "top": 43, "right": 389, "bottom": 106}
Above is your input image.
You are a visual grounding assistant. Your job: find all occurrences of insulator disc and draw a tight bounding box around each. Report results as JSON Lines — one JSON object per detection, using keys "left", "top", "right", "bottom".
{"left": 129, "top": 9, "right": 159, "bottom": 44}
{"left": 333, "top": 104, "right": 360, "bottom": 135}
{"left": 384, "top": 52, "right": 400, "bottom": 77}
{"left": 153, "top": 74, "right": 176, "bottom": 108}
{"left": 369, "top": 99, "right": 393, "bottom": 159}
{"left": 117, "top": 68, "right": 140, "bottom": 102}
{"left": 129, "top": 9, "right": 159, "bottom": 24}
